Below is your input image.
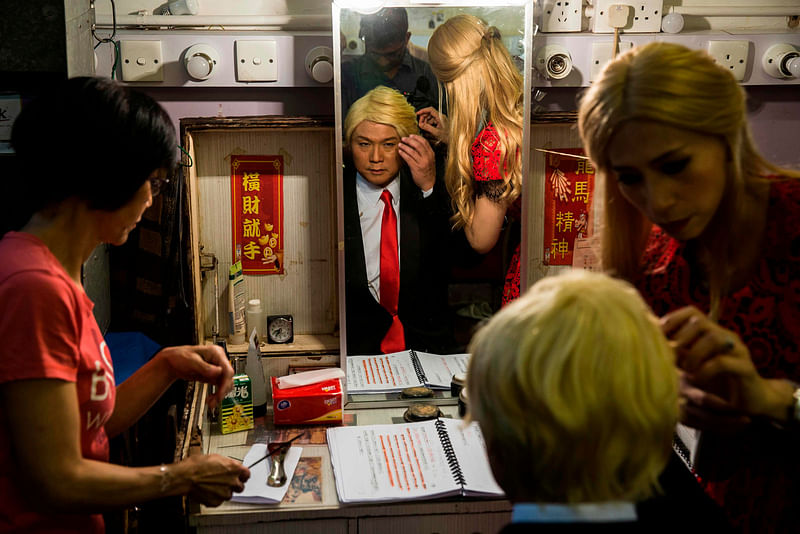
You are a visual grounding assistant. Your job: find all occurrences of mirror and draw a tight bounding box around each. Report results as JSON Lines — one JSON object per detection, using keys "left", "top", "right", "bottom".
{"left": 333, "top": 1, "right": 533, "bottom": 402}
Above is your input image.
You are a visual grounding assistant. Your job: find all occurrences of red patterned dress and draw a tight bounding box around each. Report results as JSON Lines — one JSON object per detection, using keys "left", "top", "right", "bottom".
{"left": 470, "top": 122, "right": 521, "bottom": 305}
{"left": 636, "top": 177, "right": 800, "bottom": 533}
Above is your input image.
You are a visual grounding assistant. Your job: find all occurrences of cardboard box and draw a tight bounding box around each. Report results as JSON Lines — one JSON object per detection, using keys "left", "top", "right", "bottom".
{"left": 220, "top": 375, "right": 255, "bottom": 434}
{"left": 271, "top": 377, "right": 343, "bottom": 425}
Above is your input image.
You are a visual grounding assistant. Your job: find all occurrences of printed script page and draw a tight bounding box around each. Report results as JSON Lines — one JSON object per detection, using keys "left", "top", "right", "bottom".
{"left": 346, "top": 350, "right": 424, "bottom": 393}
{"left": 440, "top": 419, "right": 504, "bottom": 497}
{"left": 327, "top": 420, "right": 459, "bottom": 503}
{"left": 415, "top": 352, "right": 470, "bottom": 388}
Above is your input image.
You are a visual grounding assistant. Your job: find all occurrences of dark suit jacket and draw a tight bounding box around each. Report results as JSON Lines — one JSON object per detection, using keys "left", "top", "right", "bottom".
{"left": 343, "top": 161, "right": 454, "bottom": 356}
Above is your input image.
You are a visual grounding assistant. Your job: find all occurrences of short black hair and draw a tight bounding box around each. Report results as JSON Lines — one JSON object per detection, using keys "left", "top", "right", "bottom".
{"left": 359, "top": 8, "right": 409, "bottom": 50}
{"left": 11, "top": 77, "right": 177, "bottom": 216}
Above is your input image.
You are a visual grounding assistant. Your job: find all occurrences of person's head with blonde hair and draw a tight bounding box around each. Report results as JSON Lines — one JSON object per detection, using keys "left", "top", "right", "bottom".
{"left": 344, "top": 85, "right": 419, "bottom": 146}
{"left": 467, "top": 269, "right": 678, "bottom": 503}
{"left": 344, "top": 86, "right": 420, "bottom": 187}
{"left": 578, "top": 42, "right": 800, "bottom": 316}
{"left": 427, "top": 14, "right": 523, "bottom": 229}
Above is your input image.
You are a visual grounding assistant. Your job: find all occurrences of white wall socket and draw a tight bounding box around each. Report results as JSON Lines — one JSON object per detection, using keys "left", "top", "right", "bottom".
{"left": 235, "top": 40, "right": 278, "bottom": 82}
{"left": 590, "top": 40, "right": 633, "bottom": 81}
{"left": 120, "top": 40, "right": 163, "bottom": 82}
{"left": 541, "top": 0, "right": 582, "bottom": 33}
{"left": 592, "top": 0, "right": 663, "bottom": 33}
{"left": 707, "top": 40, "right": 750, "bottom": 82}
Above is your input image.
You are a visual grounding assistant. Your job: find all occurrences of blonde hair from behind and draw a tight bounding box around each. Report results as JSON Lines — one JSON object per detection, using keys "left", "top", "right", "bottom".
{"left": 467, "top": 269, "right": 678, "bottom": 503}
{"left": 578, "top": 42, "right": 800, "bottom": 316}
{"left": 344, "top": 85, "right": 419, "bottom": 147}
{"left": 427, "top": 14, "right": 523, "bottom": 229}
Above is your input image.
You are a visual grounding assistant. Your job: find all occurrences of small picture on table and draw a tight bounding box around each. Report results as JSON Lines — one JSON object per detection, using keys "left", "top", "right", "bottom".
{"left": 282, "top": 457, "right": 322, "bottom": 504}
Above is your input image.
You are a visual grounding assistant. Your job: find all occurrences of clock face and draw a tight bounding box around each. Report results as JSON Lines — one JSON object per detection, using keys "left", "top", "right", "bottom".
{"left": 268, "top": 316, "right": 293, "bottom": 344}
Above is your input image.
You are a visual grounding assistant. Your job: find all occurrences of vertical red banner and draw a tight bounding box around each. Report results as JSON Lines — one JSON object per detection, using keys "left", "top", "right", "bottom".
{"left": 231, "top": 155, "right": 284, "bottom": 275}
{"left": 543, "top": 148, "right": 595, "bottom": 266}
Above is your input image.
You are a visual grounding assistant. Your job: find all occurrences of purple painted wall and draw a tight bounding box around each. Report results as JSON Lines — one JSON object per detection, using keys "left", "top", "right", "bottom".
{"left": 538, "top": 86, "right": 800, "bottom": 170}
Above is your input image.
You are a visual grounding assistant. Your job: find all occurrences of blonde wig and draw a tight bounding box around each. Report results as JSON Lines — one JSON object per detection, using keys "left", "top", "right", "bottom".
{"left": 467, "top": 270, "right": 678, "bottom": 503}
{"left": 578, "top": 41, "right": 800, "bottom": 316}
{"left": 427, "top": 14, "right": 523, "bottom": 229}
{"left": 344, "top": 85, "right": 419, "bottom": 147}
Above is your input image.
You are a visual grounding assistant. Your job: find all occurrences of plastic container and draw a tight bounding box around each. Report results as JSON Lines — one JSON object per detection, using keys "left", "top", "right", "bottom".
{"left": 246, "top": 298, "right": 266, "bottom": 343}
{"left": 245, "top": 329, "right": 268, "bottom": 417}
{"left": 228, "top": 261, "right": 246, "bottom": 345}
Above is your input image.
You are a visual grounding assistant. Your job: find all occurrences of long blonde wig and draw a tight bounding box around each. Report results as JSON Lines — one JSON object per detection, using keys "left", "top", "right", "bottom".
{"left": 578, "top": 41, "right": 800, "bottom": 316}
{"left": 467, "top": 270, "right": 678, "bottom": 502}
{"left": 427, "top": 14, "right": 523, "bottom": 229}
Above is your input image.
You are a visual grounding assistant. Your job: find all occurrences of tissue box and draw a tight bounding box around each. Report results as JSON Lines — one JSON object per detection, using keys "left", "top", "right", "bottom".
{"left": 220, "top": 375, "right": 255, "bottom": 434}
{"left": 271, "top": 377, "right": 343, "bottom": 425}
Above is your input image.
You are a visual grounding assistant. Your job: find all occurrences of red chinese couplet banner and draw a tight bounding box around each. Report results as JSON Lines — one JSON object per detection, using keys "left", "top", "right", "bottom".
{"left": 231, "top": 155, "right": 284, "bottom": 275}
{"left": 543, "top": 148, "right": 595, "bottom": 266}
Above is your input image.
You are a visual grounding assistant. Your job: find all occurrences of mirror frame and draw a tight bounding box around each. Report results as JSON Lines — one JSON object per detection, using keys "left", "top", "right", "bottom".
{"left": 333, "top": 0, "right": 534, "bottom": 405}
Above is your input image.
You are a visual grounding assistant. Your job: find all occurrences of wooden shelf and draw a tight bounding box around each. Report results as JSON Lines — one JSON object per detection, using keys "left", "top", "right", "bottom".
{"left": 217, "top": 333, "right": 339, "bottom": 356}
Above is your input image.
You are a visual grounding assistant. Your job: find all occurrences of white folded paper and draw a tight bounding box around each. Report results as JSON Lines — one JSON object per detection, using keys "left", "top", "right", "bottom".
{"left": 275, "top": 368, "right": 345, "bottom": 389}
{"left": 231, "top": 445, "right": 303, "bottom": 504}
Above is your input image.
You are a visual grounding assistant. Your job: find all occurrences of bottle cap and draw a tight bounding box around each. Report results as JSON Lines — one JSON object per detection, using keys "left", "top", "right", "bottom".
{"left": 247, "top": 299, "right": 262, "bottom": 312}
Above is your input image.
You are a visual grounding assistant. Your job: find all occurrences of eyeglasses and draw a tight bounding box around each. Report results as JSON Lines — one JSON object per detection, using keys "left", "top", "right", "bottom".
{"left": 365, "top": 42, "right": 406, "bottom": 63}
{"left": 149, "top": 174, "right": 170, "bottom": 197}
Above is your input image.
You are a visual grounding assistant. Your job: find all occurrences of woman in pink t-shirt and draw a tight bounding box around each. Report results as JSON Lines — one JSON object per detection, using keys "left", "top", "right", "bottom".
{"left": 0, "top": 77, "right": 249, "bottom": 533}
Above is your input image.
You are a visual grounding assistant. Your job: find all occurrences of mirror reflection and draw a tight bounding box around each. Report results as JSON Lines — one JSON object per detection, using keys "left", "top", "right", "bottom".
{"left": 338, "top": 5, "right": 528, "bottom": 363}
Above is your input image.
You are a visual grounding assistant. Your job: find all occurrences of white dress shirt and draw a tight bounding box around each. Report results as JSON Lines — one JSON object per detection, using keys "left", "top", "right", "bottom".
{"left": 356, "top": 173, "right": 402, "bottom": 302}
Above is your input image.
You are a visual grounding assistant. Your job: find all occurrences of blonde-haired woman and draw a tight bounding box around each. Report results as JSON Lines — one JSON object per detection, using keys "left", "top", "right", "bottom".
{"left": 579, "top": 41, "right": 800, "bottom": 533}
{"left": 421, "top": 14, "right": 523, "bottom": 304}
{"left": 468, "top": 270, "right": 682, "bottom": 530}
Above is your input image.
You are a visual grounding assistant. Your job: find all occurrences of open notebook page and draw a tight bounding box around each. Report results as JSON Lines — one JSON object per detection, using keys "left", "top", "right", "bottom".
{"left": 414, "top": 352, "right": 470, "bottom": 388}
{"left": 327, "top": 420, "right": 461, "bottom": 503}
{"left": 439, "top": 418, "right": 504, "bottom": 497}
{"left": 346, "top": 350, "right": 423, "bottom": 393}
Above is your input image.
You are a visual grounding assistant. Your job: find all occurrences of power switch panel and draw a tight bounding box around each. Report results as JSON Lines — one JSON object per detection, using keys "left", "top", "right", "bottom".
{"left": 708, "top": 40, "right": 750, "bottom": 82}
{"left": 235, "top": 40, "right": 278, "bottom": 82}
{"left": 120, "top": 41, "right": 164, "bottom": 82}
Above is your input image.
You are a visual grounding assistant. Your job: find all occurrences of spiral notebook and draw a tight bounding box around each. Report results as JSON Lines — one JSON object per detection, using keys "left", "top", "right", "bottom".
{"left": 326, "top": 418, "right": 504, "bottom": 503}
{"left": 346, "top": 350, "right": 470, "bottom": 393}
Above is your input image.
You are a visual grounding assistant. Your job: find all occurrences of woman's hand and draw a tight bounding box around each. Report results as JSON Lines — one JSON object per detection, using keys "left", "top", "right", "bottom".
{"left": 660, "top": 306, "right": 786, "bottom": 420}
{"left": 174, "top": 454, "right": 250, "bottom": 507}
{"left": 157, "top": 345, "right": 235, "bottom": 409}
{"left": 416, "top": 107, "right": 447, "bottom": 144}
{"left": 399, "top": 134, "right": 436, "bottom": 192}
{"left": 678, "top": 370, "right": 751, "bottom": 433}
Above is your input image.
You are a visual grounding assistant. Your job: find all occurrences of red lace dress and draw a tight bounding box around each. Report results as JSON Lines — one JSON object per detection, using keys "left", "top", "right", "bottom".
{"left": 636, "top": 178, "right": 800, "bottom": 534}
{"left": 470, "top": 122, "right": 521, "bottom": 305}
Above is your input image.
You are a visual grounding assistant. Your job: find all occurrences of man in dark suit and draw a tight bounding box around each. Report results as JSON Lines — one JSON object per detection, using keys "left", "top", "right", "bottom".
{"left": 341, "top": 7, "right": 439, "bottom": 117}
{"left": 343, "top": 86, "right": 453, "bottom": 356}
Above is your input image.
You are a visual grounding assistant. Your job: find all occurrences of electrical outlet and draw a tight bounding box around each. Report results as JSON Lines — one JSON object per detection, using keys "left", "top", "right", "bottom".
{"left": 235, "top": 40, "right": 278, "bottom": 82}
{"left": 592, "top": 0, "right": 663, "bottom": 33}
{"left": 590, "top": 40, "right": 633, "bottom": 81}
{"left": 119, "top": 41, "right": 163, "bottom": 82}
{"left": 708, "top": 40, "right": 750, "bottom": 82}
{"left": 541, "top": 0, "right": 582, "bottom": 33}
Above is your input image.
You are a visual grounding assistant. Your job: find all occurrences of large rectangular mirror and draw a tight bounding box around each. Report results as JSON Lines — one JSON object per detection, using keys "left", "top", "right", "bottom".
{"left": 333, "top": 0, "right": 533, "bottom": 404}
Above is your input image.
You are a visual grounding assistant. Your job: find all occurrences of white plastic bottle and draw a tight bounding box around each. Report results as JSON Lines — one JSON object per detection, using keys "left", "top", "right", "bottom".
{"left": 245, "top": 328, "right": 267, "bottom": 416}
{"left": 246, "top": 298, "right": 266, "bottom": 343}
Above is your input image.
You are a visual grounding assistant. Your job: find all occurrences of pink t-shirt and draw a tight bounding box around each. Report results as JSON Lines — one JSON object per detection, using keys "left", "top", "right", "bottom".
{"left": 0, "top": 232, "right": 116, "bottom": 533}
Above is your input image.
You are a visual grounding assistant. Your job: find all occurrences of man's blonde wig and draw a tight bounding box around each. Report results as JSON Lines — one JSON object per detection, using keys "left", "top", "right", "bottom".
{"left": 467, "top": 270, "right": 678, "bottom": 502}
{"left": 344, "top": 85, "right": 419, "bottom": 146}
{"left": 578, "top": 42, "right": 800, "bottom": 316}
{"left": 427, "top": 14, "right": 523, "bottom": 228}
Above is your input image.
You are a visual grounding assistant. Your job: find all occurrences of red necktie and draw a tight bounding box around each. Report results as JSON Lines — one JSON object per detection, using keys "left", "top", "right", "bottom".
{"left": 379, "top": 190, "right": 405, "bottom": 353}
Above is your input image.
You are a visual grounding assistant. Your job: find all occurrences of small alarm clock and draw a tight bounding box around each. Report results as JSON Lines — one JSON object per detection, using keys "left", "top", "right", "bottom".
{"left": 267, "top": 314, "right": 294, "bottom": 344}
